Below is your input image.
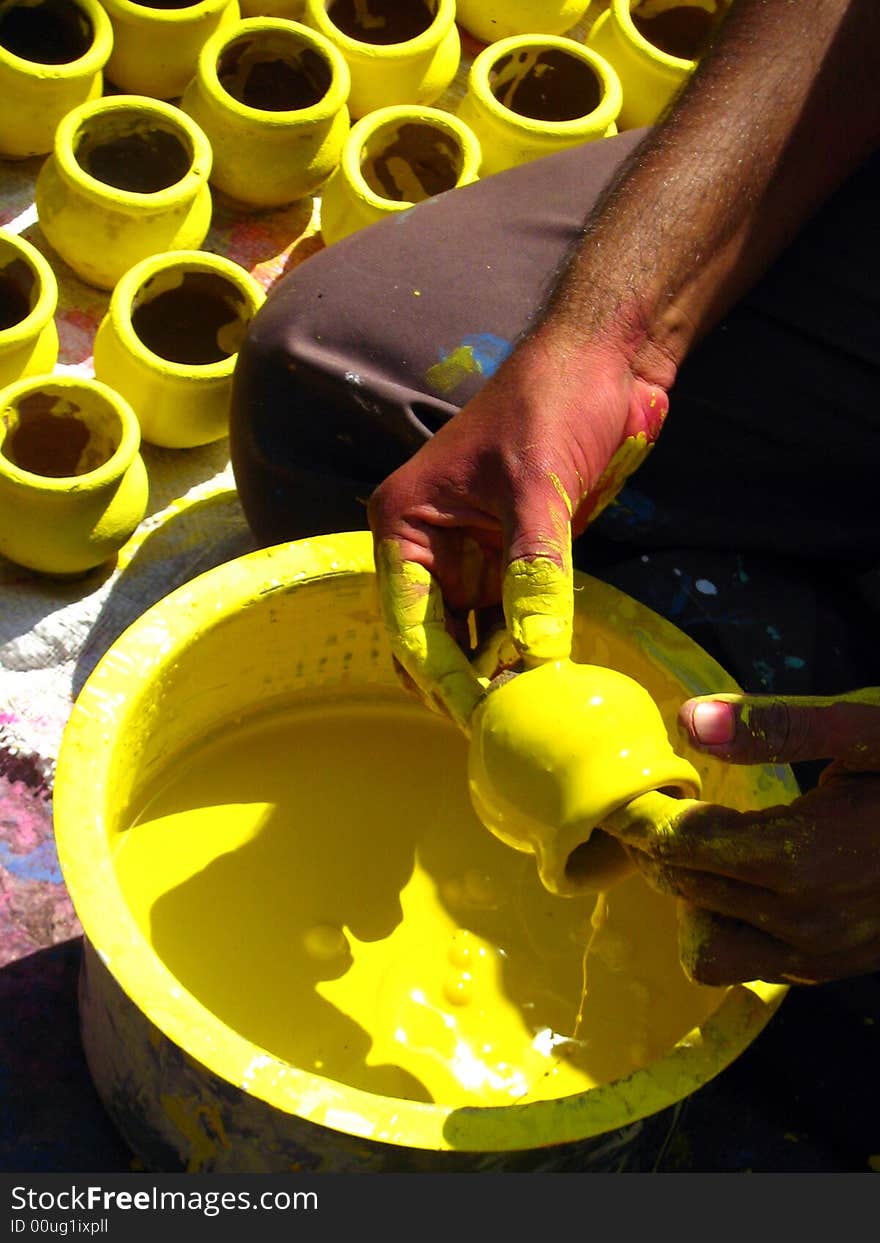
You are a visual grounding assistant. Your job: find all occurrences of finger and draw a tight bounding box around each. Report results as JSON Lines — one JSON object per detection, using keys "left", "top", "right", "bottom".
{"left": 633, "top": 837, "right": 880, "bottom": 959}
{"left": 502, "top": 553, "right": 574, "bottom": 668}
{"left": 603, "top": 792, "right": 804, "bottom": 889}
{"left": 677, "top": 903, "right": 880, "bottom": 987}
{"left": 500, "top": 472, "right": 575, "bottom": 667}
{"left": 679, "top": 689, "right": 880, "bottom": 768}
{"left": 374, "top": 539, "right": 484, "bottom": 733}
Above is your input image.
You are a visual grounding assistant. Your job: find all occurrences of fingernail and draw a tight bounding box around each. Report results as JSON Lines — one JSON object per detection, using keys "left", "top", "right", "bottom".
{"left": 690, "top": 700, "right": 736, "bottom": 746}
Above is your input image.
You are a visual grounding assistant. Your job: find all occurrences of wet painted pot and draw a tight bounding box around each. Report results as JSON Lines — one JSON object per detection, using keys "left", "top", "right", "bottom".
{"left": 93, "top": 250, "right": 265, "bottom": 448}
{"left": 303, "top": 0, "right": 459, "bottom": 119}
{"left": 0, "top": 230, "right": 59, "bottom": 389}
{"left": 0, "top": 0, "right": 112, "bottom": 159}
{"left": 455, "top": 0, "right": 590, "bottom": 45}
{"left": 586, "top": 0, "right": 728, "bottom": 129}
{"left": 54, "top": 531, "right": 795, "bottom": 1172}
{"left": 180, "top": 17, "right": 350, "bottom": 208}
{"left": 35, "top": 95, "right": 213, "bottom": 292}
{"left": 468, "top": 661, "right": 701, "bottom": 896}
{"left": 0, "top": 374, "right": 148, "bottom": 576}
{"left": 100, "top": 0, "right": 242, "bottom": 101}
{"left": 320, "top": 104, "right": 480, "bottom": 246}
{"left": 458, "top": 35, "right": 622, "bottom": 176}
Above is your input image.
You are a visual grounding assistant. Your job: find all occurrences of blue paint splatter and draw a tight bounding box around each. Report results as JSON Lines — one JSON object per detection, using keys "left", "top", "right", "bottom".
{"left": 463, "top": 333, "right": 512, "bottom": 377}
{"left": 438, "top": 333, "right": 512, "bottom": 379}
{"left": 784, "top": 655, "right": 805, "bottom": 670}
{"left": 766, "top": 625, "right": 781, "bottom": 642}
{"left": 0, "top": 837, "right": 63, "bottom": 884}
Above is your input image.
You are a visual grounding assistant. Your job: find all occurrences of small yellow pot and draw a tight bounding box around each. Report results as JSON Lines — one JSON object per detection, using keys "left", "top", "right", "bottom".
{"left": 35, "top": 95, "right": 213, "bottom": 292}
{"left": 320, "top": 103, "right": 481, "bottom": 245}
{"left": 93, "top": 249, "right": 265, "bottom": 449}
{"left": 0, "top": 0, "right": 112, "bottom": 159}
{"left": 457, "top": 35, "right": 622, "bottom": 176}
{"left": 0, "top": 374, "right": 148, "bottom": 577}
{"left": 303, "top": 0, "right": 459, "bottom": 119}
{"left": 468, "top": 660, "right": 701, "bottom": 896}
{"left": 180, "top": 17, "right": 350, "bottom": 208}
{"left": 100, "top": 0, "right": 242, "bottom": 101}
{"left": 0, "top": 230, "right": 59, "bottom": 389}
{"left": 455, "top": 0, "right": 590, "bottom": 45}
{"left": 586, "top": 0, "right": 727, "bottom": 129}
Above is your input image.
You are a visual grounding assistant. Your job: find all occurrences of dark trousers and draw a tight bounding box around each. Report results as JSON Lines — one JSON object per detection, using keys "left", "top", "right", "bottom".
{"left": 230, "top": 130, "right": 880, "bottom": 702}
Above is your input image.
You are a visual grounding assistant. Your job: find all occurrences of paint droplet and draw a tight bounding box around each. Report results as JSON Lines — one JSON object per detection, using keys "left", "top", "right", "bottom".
{"left": 695, "top": 578, "right": 717, "bottom": 595}
{"left": 413, "top": 289, "right": 421, "bottom": 296}
{"left": 302, "top": 924, "right": 348, "bottom": 960}
{"left": 784, "top": 655, "right": 805, "bottom": 670}
{"left": 443, "top": 972, "right": 474, "bottom": 1006}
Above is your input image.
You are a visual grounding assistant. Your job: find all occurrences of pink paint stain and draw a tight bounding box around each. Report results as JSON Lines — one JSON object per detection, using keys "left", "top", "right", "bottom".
{"left": 56, "top": 307, "right": 100, "bottom": 367}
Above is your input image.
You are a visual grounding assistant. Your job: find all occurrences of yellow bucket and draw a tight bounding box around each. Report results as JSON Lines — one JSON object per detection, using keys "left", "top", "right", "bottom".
{"left": 54, "top": 531, "right": 794, "bottom": 1172}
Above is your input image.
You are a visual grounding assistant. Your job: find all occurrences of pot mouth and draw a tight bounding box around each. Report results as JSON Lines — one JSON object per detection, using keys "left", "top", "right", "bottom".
{"left": 99, "top": 0, "right": 234, "bottom": 24}
{"left": 108, "top": 249, "right": 265, "bottom": 377}
{"left": 53, "top": 94, "right": 212, "bottom": 206}
{"left": 0, "top": 230, "right": 58, "bottom": 345}
{"left": 612, "top": 0, "right": 727, "bottom": 70}
{"left": 341, "top": 104, "right": 481, "bottom": 211}
{"left": 0, "top": 0, "right": 112, "bottom": 76}
{"left": 468, "top": 35, "right": 622, "bottom": 138}
{"left": 0, "top": 375, "right": 141, "bottom": 490}
{"left": 197, "top": 17, "right": 351, "bottom": 123}
{"left": 53, "top": 531, "right": 791, "bottom": 1154}
{"left": 305, "top": 0, "right": 455, "bottom": 58}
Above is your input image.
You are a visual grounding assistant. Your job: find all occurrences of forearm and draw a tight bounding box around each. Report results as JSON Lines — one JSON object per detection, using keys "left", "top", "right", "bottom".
{"left": 533, "top": 0, "right": 880, "bottom": 386}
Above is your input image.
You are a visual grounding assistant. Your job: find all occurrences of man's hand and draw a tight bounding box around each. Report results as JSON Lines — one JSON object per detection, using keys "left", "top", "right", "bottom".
{"left": 369, "top": 334, "right": 669, "bottom": 729}
{"left": 604, "top": 690, "right": 880, "bottom": 987}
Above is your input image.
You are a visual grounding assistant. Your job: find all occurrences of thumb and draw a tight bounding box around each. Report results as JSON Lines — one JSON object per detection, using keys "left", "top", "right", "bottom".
{"left": 679, "top": 689, "right": 880, "bottom": 768}
{"left": 502, "top": 501, "right": 574, "bottom": 668}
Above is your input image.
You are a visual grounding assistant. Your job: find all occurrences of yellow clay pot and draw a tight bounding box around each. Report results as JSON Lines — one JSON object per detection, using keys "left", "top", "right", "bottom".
{"left": 180, "top": 17, "right": 350, "bottom": 208}
{"left": 303, "top": 0, "right": 459, "bottom": 119}
{"left": 93, "top": 249, "right": 265, "bottom": 449}
{"left": 455, "top": 0, "right": 590, "bottom": 45}
{"left": 0, "top": 230, "right": 59, "bottom": 389}
{"left": 468, "top": 660, "right": 701, "bottom": 896}
{"left": 457, "top": 35, "right": 622, "bottom": 176}
{"left": 586, "top": 0, "right": 728, "bottom": 130}
{"left": 100, "top": 0, "right": 242, "bottom": 101}
{"left": 319, "top": 104, "right": 481, "bottom": 245}
{"left": 35, "top": 95, "right": 213, "bottom": 292}
{"left": 0, "top": 0, "right": 112, "bottom": 159}
{"left": 0, "top": 374, "right": 148, "bottom": 576}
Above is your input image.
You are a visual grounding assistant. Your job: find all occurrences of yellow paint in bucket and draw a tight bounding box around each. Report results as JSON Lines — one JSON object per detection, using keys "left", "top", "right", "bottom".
{"left": 54, "top": 529, "right": 796, "bottom": 1166}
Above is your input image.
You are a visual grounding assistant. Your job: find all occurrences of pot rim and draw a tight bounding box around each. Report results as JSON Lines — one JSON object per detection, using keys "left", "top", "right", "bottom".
{"left": 51, "top": 94, "right": 213, "bottom": 208}
{"left": 54, "top": 529, "right": 791, "bottom": 1154}
{"left": 98, "top": 0, "right": 235, "bottom": 25}
{"left": 0, "top": 230, "right": 59, "bottom": 347}
{"left": 304, "top": 0, "right": 456, "bottom": 60}
{"left": 0, "top": 0, "right": 113, "bottom": 78}
{"left": 339, "top": 103, "right": 481, "bottom": 212}
{"left": 193, "top": 16, "right": 351, "bottom": 126}
{"left": 466, "top": 33, "right": 623, "bottom": 138}
{"left": 104, "top": 248, "right": 265, "bottom": 379}
{"left": 610, "top": 0, "right": 725, "bottom": 71}
{"left": 0, "top": 373, "right": 142, "bottom": 492}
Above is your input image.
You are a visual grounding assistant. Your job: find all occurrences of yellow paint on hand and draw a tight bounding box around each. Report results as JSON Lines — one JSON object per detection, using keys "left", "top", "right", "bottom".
{"left": 113, "top": 698, "right": 715, "bottom": 1108}
{"left": 374, "top": 540, "right": 483, "bottom": 730}
{"left": 503, "top": 556, "right": 574, "bottom": 667}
